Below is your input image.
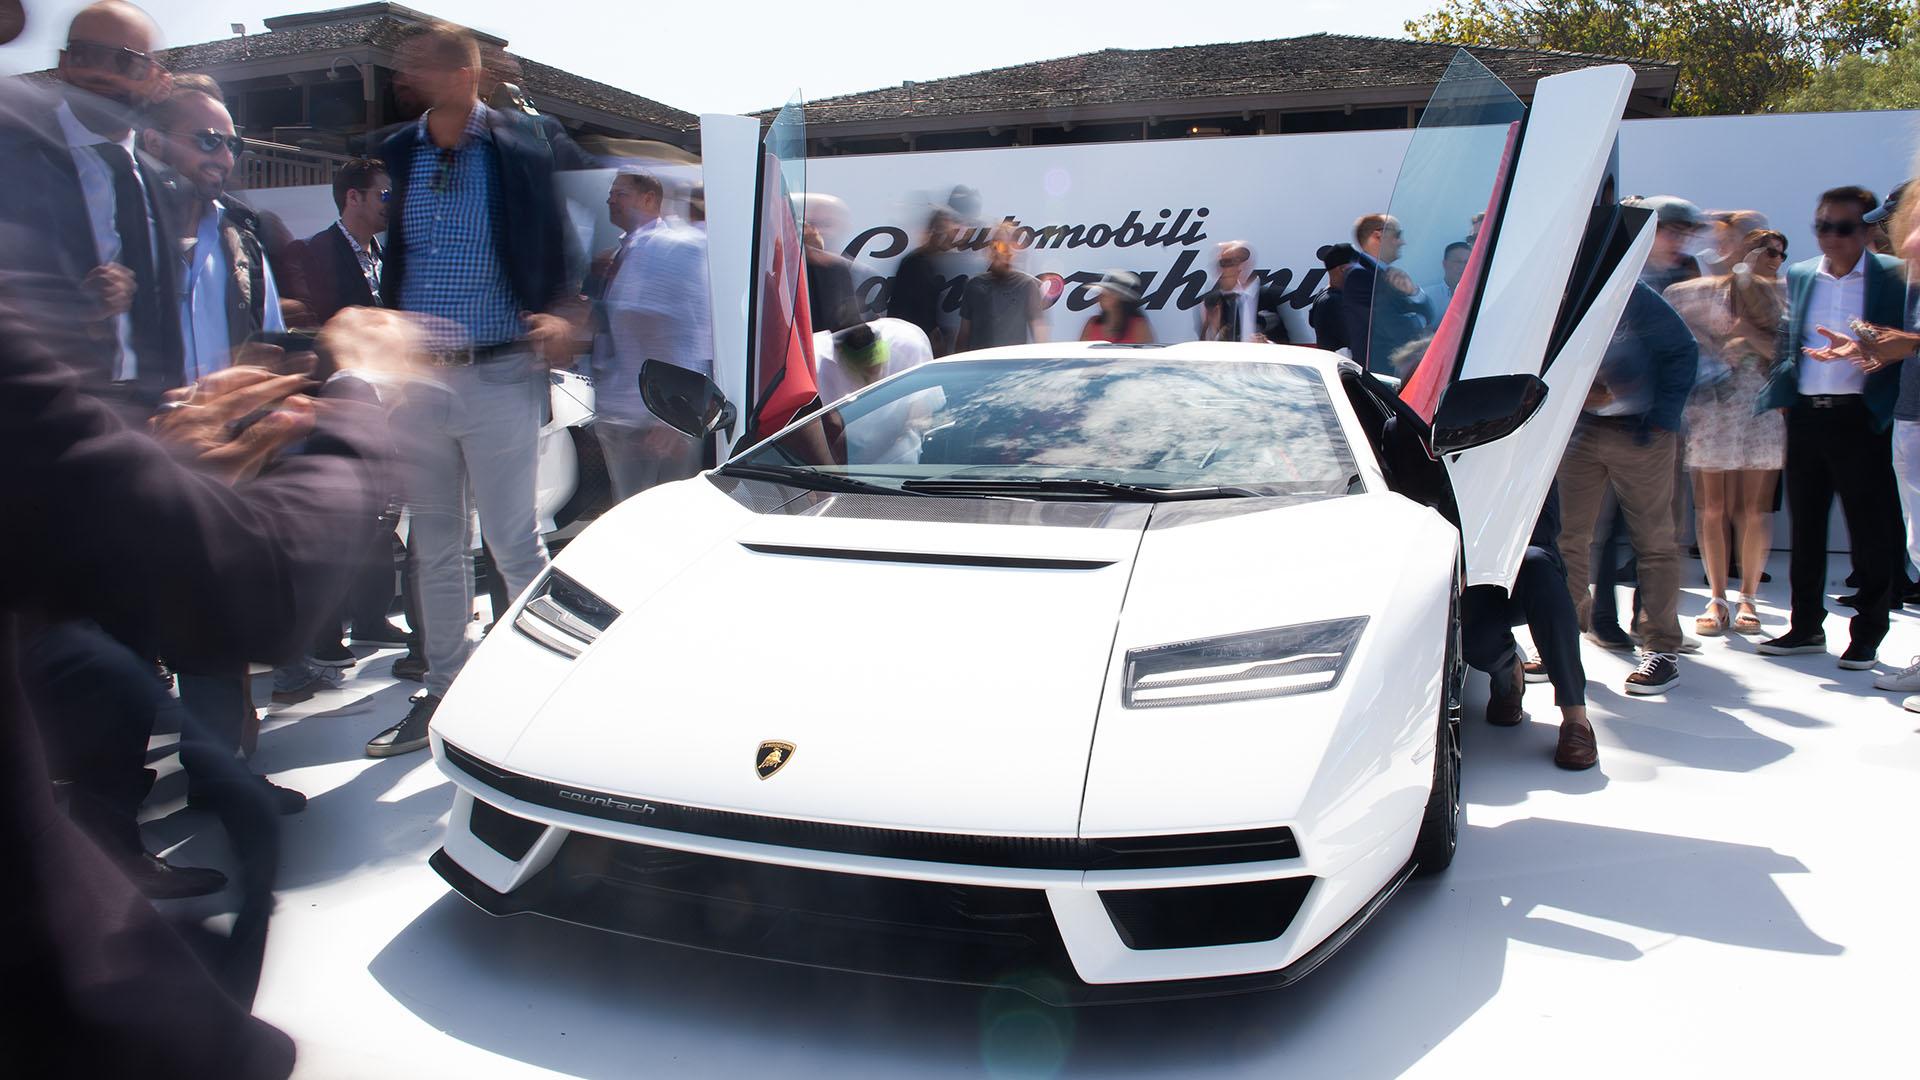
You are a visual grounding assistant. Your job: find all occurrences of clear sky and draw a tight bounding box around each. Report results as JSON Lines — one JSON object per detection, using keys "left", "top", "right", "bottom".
{"left": 0, "top": 0, "right": 1439, "bottom": 115}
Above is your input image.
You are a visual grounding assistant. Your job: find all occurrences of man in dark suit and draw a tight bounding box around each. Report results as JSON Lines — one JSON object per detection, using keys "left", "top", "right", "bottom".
{"left": 295, "top": 156, "right": 388, "bottom": 322}
{"left": 0, "top": 276, "right": 391, "bottom": 1075}
{"left": 1197, "top": 240, "right": 1291, "bottom": 343}
{"left": 1343, "top": 213, "right": 1433, "bottom": 374}
{"left": 1757, "top": 186, "right": 1908, "bottom": 668}
{"left": 362, "top": 20, "right": 578, "bottom": 759}
{"left": 0, "top": 0, "right": 182, "bottom": 395}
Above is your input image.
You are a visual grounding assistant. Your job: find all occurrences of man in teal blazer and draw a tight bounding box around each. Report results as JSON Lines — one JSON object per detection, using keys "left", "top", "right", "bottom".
{"left": 1757, "top": 185, "right": 1907, "bottom": 667}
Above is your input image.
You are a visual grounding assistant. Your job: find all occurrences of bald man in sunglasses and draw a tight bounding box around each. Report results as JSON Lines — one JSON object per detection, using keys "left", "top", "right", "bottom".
{"left": 1757, "top": 185, "right": 1908, "bottom": 671}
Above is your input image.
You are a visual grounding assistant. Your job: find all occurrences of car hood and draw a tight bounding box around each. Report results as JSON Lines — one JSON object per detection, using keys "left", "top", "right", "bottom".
{"left": 437, "top": 475, "right": 1378, "bottom": 837}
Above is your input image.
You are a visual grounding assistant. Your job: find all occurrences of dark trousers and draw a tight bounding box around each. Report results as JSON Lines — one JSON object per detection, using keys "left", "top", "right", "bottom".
{"left": 1463, "top": 546, "right": 1588, "bottom": 707}
{"left": 174, "top": 673, "right": 254, "bottom": 798}
{"left": 20, "top": 621, "right": 167, "bottom": 859}
{"left": 1784, "top": 398, "right": 1900, "bottom": 647}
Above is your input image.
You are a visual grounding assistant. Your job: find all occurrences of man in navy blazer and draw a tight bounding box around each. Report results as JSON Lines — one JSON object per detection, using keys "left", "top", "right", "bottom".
{"left": 1342, "top": 213, "right": 1433, "bottom": 374}
{"left": 1756, "top": 185, "right": 1907, "bottom": 667}
{"left": 362, "top": 20, "right": 579, "bottom": 760}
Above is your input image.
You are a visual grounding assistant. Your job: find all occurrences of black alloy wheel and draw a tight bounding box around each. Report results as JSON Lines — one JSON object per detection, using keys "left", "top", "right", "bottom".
{"left": 1412, "top": 570, "right": 1464, "bottom": 875}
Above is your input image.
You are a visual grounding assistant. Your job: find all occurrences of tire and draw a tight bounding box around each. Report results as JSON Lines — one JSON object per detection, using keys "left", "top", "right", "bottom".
{"left": 554, "top": 425, "right": 612, "bottom": 529}
{"left": 1411, "top": 570, "right": 1464, "bottom": 876}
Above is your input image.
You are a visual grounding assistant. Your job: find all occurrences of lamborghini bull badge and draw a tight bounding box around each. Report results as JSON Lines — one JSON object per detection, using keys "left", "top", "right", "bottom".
{"left": 756, "top": 741, "right": 795, "bottom": 780}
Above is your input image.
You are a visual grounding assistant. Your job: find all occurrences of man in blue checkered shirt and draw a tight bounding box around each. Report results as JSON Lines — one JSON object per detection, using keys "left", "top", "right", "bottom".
{"left": 366, "top": 20, "right": 579, "bottom": 758}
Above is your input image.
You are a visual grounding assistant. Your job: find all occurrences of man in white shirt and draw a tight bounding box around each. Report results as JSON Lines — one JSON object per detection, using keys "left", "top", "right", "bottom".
{"left": 596, "top": 169, "right": 713, "bottom": 499}
{"left": 138, "top": 75, "right": 284, "bottom": 382}
{"left": 50, "top": 1, "right": 179, "bottom": 390}
{"left": 812, "top": 318, "right": 940, "bottom": 465}
{"left": 1756, "top": 185, "right": 1907, "bottom": 668}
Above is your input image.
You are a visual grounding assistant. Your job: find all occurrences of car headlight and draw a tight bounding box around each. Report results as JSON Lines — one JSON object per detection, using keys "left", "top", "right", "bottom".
{"left": 513, "top": 571, "right": 621, "bottom": 658}
{"left": 1122, "top": 617, "right": 1368, "bottom": 709}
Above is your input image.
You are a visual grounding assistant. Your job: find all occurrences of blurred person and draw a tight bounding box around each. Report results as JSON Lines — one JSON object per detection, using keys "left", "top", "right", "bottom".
{"left": 362, "top": 20, "right": 577, "bottom": 758}
{"left": 0, "top": 1, "right": 181, "bottom": 394}
{"left": 478, "top": 43, "right": 595, "bottom": 171}
{"left": 595, "top": 168, "right": 713, "bottom": 499}
{"left": 296, "top": 156, "right": 387, "bottom": 322}
{"left": 1080, "top": 270, "right": 1153, "bottom": 343}
{"left": 1462, "top": 486, "right": 1596, "bottom": 769}
{"left": 1867, "top": 181, "right": 1905, "bottom": 256}
{"left": 1756, "top": 186, "right": 1906, "bottom": 670}
{"left": 136, "top": 75, "right": 322, "bottom": 805}
{"left": 1630, "top": 194, "right": 1706, "bottom": 293}
{"left": 1309, "top": 242, "right": 1358, "bottom": 353}
{"left": 887, "top": 207, "right": 957, "bottom": 353}
{"left": 803, "top": 220, "right": 859, "bottom": 332}
{"left": 139, "top": 76, "right": 285, "bottom": 381}
{"left": 1199, "top": 241, "right": 1287, "bottom": 343}
{"left": 1664, "top": 229, "right": 1790, "bottom": 635}
{"left": 0, "top": 281, "right": 393, "bottom": 1074}
{"left": 956, "top": 222, "right": 1045, "bottom": 351}
{"left": 812, "top": 318, "right": 940, "bottom": 464}
{"left": 687, "top": 183, "right": 706, "bottom": 229}
{"left": 1700, "top": 209, "right": 1770, "bottom": 275}
{"left": 814, "top": 317, "right": 935, "bottom": 405}
{"left": 1556, "top": 282, "right": 1699, "bottom": 695}
{"left": 284, "top": 155, "right": 413, "bottom": 656}
{"left": 1426, "top": 239, "right": 1471, "bottom": 316}
{"left": 1343, "top": 213, "right": 1429, "bottom": 371}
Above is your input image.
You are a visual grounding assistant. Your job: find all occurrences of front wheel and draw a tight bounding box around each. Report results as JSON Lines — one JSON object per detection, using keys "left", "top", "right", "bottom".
{"left": 1411, "top": 576, "right": 1463, "bottom": 875}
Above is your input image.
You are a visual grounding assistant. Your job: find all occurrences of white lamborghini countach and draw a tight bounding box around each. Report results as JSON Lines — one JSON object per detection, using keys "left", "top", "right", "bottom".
{"left": 424, "top": 56, "right": 1658, "bottom": 1003}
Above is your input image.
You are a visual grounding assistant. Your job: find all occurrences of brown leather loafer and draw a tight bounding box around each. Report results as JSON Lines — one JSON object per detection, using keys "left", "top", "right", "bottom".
{"left": 1554, "top": 721, "right": 1598, "bottom": 770}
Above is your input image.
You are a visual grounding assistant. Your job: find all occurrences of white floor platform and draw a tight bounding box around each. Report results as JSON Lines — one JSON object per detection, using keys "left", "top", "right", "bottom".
{"left": 140, "top": 552, "right": 1920, "bottom": 1079}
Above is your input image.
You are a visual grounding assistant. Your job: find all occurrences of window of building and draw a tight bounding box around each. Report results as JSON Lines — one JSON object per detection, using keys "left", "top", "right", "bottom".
{"left": 1279, "top": 107, "right": 1410, "bottom": 134}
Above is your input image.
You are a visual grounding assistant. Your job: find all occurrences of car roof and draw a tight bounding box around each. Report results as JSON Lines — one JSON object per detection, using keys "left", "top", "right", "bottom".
{"left": 922, "top": 340, "right": 1342, "bottom": 378}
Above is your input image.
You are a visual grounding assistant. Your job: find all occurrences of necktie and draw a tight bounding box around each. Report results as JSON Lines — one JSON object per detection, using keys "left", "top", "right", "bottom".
{"left": 92, "top": 143, "right": 178, "bottom": 385}
{"left": 1218, "top": 292, "right": 1242, "bottom": 341}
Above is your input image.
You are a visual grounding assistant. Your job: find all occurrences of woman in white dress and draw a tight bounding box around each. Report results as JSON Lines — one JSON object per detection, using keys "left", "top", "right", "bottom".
{"left": 1664, "top": 228, "right": 1789, "bottom": 635}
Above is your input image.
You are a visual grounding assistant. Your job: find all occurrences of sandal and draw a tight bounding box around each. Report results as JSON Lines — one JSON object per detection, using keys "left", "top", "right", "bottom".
{"left": 1732, "top": 594, "right": 1763, "bottom": 635}
{"left": 1694, "top": 596, "right": 1731, "bottom": 637}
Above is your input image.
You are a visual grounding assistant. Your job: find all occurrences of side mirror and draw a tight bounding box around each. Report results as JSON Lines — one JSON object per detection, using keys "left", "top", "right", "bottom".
{"left": 640, "top": 359, "right": 736, "bottom": 440}
{"left": 1430, "top": 373, "right": 1547, "bottom": 456}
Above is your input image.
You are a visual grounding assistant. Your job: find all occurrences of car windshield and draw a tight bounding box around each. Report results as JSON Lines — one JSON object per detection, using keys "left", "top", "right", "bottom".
{"left": 726, "top": 357, "right": 1360, "bottom": 498}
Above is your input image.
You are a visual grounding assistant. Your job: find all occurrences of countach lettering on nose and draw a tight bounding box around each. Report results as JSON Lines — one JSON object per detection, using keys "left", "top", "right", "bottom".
{"left": 558, "top": 789, "right": 657, "bottom": 816}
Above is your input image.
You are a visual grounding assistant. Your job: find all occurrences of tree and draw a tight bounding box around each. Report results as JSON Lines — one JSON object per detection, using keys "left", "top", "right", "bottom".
{"left": 1405, "top": 0, "right": 1914, "bottom": 115}
{"left": 1776, "top": 12, "right": 1920, "bottom": 109}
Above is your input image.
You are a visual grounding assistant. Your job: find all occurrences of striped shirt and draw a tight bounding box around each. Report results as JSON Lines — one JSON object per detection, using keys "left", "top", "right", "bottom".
{"left": 397, "top": 102, "right": 521, "bottom": 349}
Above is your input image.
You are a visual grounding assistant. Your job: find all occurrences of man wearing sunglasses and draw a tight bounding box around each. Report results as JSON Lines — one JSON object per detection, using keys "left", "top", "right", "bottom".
{"left": 293, "top": 156, "right": 389, "bottom": 323}
{"left": 1757, "top": 185, "right": 1907, "bottom": 671}
{"left": 0, "top": 1, "right": 183, "bottom": 394}
{"left": 138, "top": 76, "right": 284, "bottom": 384}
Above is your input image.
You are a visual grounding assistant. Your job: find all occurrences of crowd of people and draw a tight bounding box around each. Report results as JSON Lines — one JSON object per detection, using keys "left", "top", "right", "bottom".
{"left": 2, "top": 0, "right": 1918, "bottom": 1071}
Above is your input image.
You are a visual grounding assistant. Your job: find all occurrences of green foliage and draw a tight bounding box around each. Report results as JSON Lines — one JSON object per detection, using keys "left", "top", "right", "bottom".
{"left": 1777, "top": 13, "right": 1920, "bottom": 110}
{"left": 1405, "top": 0, "right": 1914, "bottom": 115}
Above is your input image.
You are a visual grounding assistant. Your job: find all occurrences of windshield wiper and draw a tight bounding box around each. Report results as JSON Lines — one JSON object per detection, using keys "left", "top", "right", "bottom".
{"left": 899, "top": 478, "right": 1265, "bottom": 502}
{"left": 718, "top": 462, "right": 921, "bottom": 496}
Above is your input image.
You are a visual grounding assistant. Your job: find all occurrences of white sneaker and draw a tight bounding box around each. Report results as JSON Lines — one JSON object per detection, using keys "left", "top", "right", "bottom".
{"left": 1877, "top": 656, "right": 1920, "bottom": 692}
{"left": 1905, "top": 695, "right": 1920, "bottom": 714}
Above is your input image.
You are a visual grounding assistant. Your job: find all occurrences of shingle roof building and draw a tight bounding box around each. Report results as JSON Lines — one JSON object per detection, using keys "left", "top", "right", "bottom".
{"left": 773, "top": 33, "right": 1678, "bottom": 156}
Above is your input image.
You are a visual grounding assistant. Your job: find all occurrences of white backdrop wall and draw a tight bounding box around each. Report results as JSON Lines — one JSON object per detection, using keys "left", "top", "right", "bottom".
{"left": 244, "top": 111, "right": 1920, "bottom": 349}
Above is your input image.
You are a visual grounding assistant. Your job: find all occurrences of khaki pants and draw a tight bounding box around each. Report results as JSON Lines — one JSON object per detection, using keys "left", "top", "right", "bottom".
{"left": 1556, "top": 419, "right": 1683, "bottom": 654}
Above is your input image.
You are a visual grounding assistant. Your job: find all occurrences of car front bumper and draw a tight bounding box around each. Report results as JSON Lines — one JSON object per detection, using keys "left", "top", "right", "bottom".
{"left": 431, "top": 738, "right": 1417, "bottom": 1005}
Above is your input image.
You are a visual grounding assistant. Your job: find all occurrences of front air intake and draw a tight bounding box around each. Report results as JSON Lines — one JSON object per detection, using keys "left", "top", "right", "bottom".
{"left": 1100, "top": 877, "right": 1314, "bottom": 950}
{"left": 513, "top": 571, "right": 620, "bottom": 658}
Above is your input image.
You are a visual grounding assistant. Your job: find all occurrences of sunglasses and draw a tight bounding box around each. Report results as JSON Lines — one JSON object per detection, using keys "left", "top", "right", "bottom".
{"left": 166, "top": 129, "right": 245, "bottom": 156}
{"left": 433, "top": 148, "right": 456, "bottom": 194}
{"left": 1760, "top": 247, "right": 1786, "bottom": 260}
{"left": 1218, "top": 254, "right": 1248, "bottom": 268}
{"left": 1813, "top": 219, "right": 1861, "bottom": 237}
{"left": 368, "top": 187, "right": 391, "bottom": 203}
{"left": 64, "top": 39, "right": 163, "bottom": 81}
